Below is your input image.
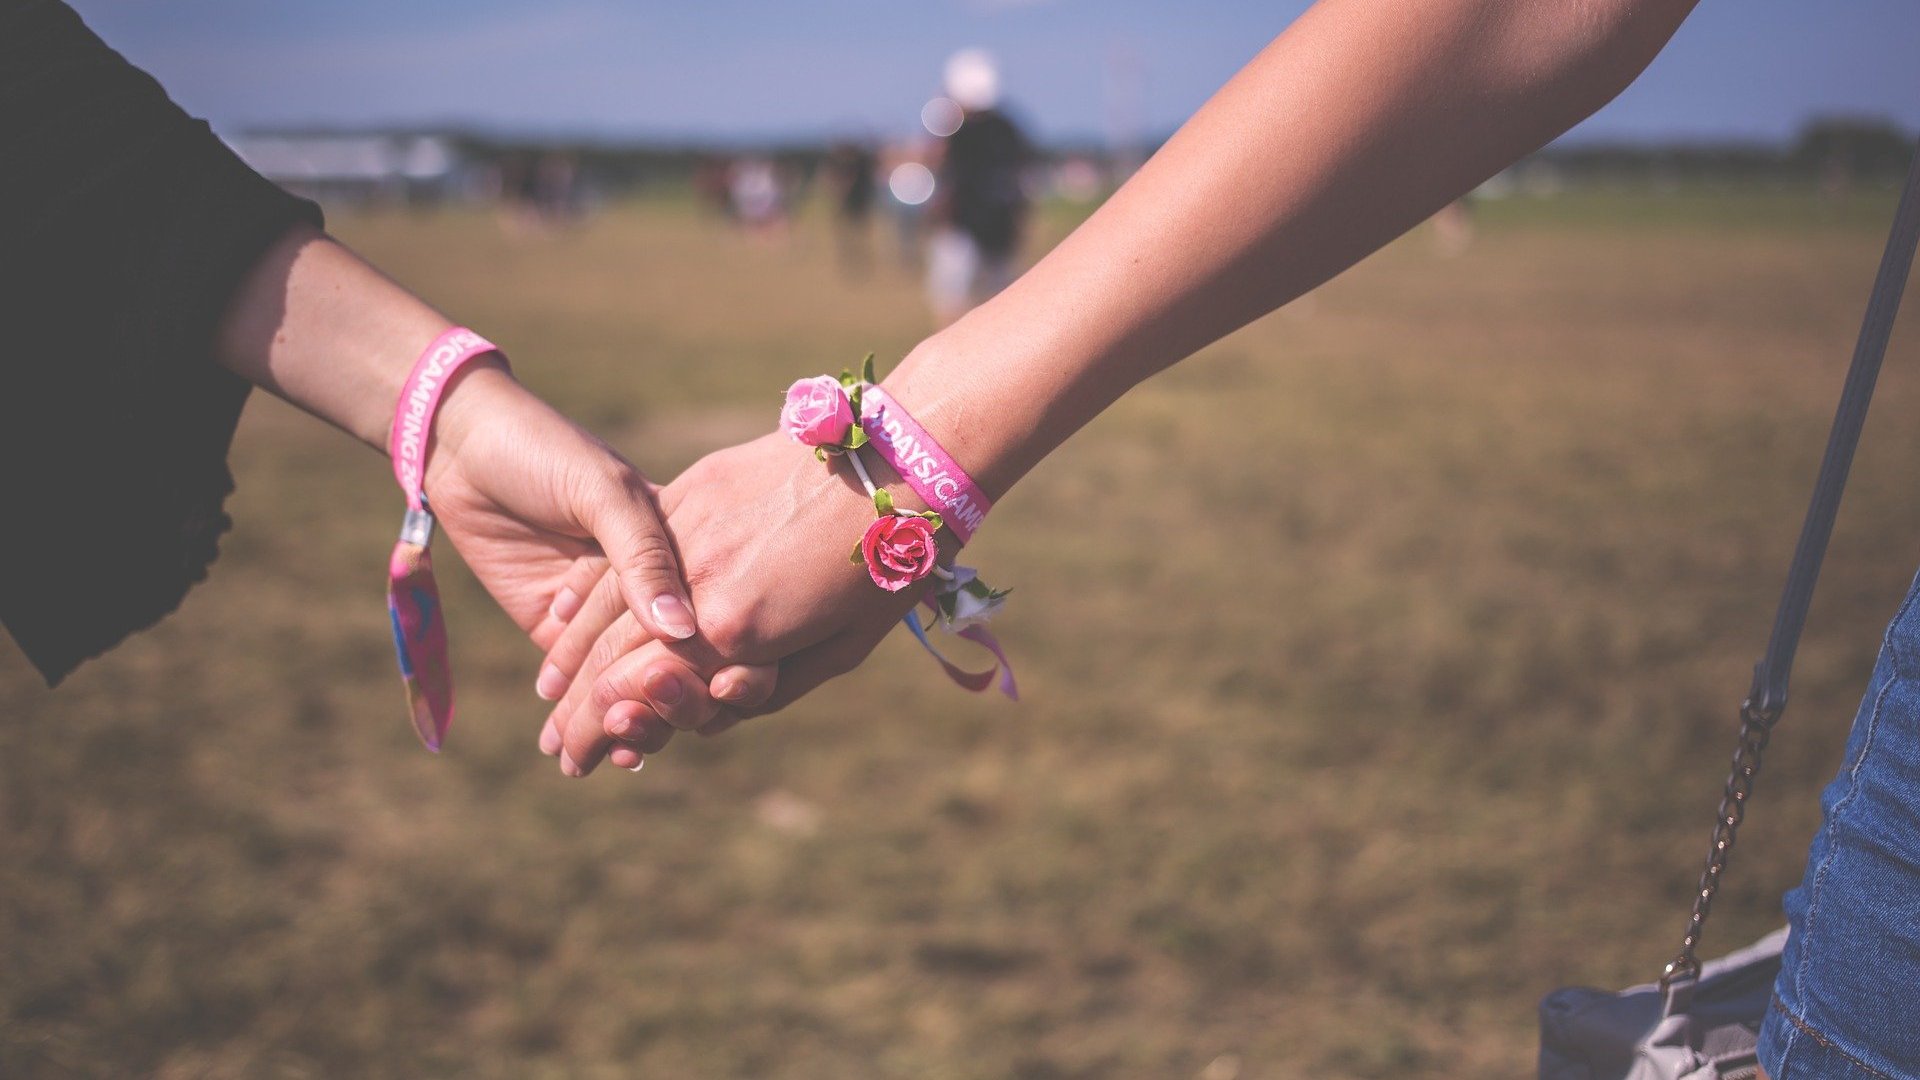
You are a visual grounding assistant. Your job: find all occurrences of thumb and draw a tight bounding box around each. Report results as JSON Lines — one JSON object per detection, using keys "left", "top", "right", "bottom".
{"left": 578, "top": 465, "right": 698, "bottom": 642}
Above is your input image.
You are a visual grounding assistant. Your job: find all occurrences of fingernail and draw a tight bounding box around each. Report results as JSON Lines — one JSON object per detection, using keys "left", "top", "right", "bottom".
{"left": 608, "top": 711, "right": 636, "bottom": 738}
{"left": 715, "top": 678, "right": 748, "bottom": 703}
{"left": 560, "top": 751, "right": 583, "bottom": 778}
{"left": 535, "top": 663, "right": 567, "bottom": 701}
{"left": 626, "top": 758, "right": 645, "bottom": 773}
{"left": 550, "top": 586, "right": 582, "bottom": 622}
{"left": 644, "top": 670, "right": 684, "bottom": 707}
{"left": 649, "top": 594, "right": 697, "bottom": 640}
{"left": 538, "top": 722, "right": 563, "bottom": 756}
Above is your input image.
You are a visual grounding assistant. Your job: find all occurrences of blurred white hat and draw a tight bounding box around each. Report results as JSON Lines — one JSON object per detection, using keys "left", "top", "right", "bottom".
{"left": 944, "top": 49, "right": 1000, "bottom": 112}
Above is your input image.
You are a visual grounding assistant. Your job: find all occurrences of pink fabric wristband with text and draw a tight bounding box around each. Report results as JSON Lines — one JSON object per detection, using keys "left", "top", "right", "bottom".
{"left": 389, "top": 327, "right": 502, "bottom": 509}
{"left": 858, "top": 385, "right": 992, "bottom": 544}
{"left": 385, "top": 327, "right": 506, "bottom": 751}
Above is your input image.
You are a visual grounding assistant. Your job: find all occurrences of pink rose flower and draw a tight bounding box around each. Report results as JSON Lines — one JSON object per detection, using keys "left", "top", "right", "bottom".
{"left": 781, "top": 375, "right": 855, "bottom": 447}
{"left": 860, "top": 514, "right": 939, "bottom": 592}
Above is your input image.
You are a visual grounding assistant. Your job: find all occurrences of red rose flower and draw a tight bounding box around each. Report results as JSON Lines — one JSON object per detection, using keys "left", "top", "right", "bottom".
{"left": 860, "top": 514, "right": 939, "bottom": 591}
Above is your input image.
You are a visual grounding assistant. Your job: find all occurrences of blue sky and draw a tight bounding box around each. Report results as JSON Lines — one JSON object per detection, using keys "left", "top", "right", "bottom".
{"left": 70, "top": 0, "right": 1920, "bottom": 146}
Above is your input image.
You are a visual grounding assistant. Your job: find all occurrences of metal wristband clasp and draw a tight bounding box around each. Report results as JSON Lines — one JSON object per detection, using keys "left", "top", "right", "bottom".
{"left": 399, "top": 506, "right": 436, "bottom": 547}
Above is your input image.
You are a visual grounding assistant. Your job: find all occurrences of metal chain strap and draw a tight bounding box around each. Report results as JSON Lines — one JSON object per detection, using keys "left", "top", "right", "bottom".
{"left": 1660, "top": 697, "right": 1784, "bottom": 989}
{"left": 1653, "top": 141, "right": 1920, "bottom": 993}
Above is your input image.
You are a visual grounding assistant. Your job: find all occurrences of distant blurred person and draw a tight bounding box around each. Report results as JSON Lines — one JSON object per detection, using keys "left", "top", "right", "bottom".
{"left": 881, "top": 138, "right": 936, "bottom": 271}
{"left": 693, "top": 154, "right": 736, "bottom": 219}
{"left": 925, "top": 49, "right": 1031, "bottom": 325}
{"left": 501, "top": 150, "right": 581, "bottom": 233}
{"left": 729, "top": 157, "right": 788, "bottom": 239}
{"left": 534, "top": 151, "right": 580, "bottom": 223}
{"left": 826, "top": 140, "right": 880, "bottom": 276}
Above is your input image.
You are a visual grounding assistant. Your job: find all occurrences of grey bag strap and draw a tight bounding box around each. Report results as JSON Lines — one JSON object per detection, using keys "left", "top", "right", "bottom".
{"left": 1750, "top": 144, "right": 1920, "bottom": 716}
{"left": 1658, "top": 139, "right": 1920, "bottom": 998}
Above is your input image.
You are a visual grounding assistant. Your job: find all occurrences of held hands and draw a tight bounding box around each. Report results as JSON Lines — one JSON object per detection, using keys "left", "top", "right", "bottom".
{"left": 214, "top": 229, "right": 958, "bottom": 765}
{"left": 534, "top": 433, "right": 936, "bottom": 775}
{"left": 415, "top": 360, "right": 779, "bottom": 764}
{"left": 420, "top": 357, "right": 994, "bottom": 778}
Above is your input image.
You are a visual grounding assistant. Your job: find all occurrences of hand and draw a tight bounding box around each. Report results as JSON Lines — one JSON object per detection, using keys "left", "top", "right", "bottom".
{"left": 419, "top": 360, "right": 697, "bottom": 643}
{"left": 418, "top": 361, "right": 774, "bottom": 773}
{"left": 207, "top": 226, "right": 774, "bottom": 770}
{"left": 541, "top": 432, "right": 938, "bottom": 773}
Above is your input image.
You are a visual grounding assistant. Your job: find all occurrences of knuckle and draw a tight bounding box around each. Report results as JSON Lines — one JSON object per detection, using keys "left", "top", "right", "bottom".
{"left": 599, "top": 455, "right": 645, "bottom": 492}
{"left": 619, "top": 531, "right": 681, "bottom": 582}
{"left": 551, "top": 628, "right": 593, "bottom": 673}
{"left": 562, "top": 708, "right": 603, "bottom": 755}
{"left": 700, "top": 608, "right": 759, "bottom": 659}
{"left": 591, "top": 670, "right": 641, "bottom": 714}
{"left": 584, "top": 629, "right": 625, "bottom": 678}
{"left": 587, "top": 459, "right": 650, "bottom": 510}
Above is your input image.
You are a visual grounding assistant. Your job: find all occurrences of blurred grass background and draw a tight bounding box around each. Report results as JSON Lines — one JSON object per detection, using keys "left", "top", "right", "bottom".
{"left": 5, "top": 188, "right": 1920, "bottom": 1078}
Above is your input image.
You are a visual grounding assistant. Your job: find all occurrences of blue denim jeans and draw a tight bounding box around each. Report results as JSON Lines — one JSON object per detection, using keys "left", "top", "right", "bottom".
{"left": 1759, "top": 576, "right": 1920, "bottom": 1079}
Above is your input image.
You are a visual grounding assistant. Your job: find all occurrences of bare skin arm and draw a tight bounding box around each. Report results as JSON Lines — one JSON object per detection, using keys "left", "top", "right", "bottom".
{"left": 547, "top": 0, "right": 1702, "bottom": 771}
{"left": 889, "top": 0, "right": 1699, "bottom": 498}
{"left": 213, "top": 226, "right": 777, "bottom": 771}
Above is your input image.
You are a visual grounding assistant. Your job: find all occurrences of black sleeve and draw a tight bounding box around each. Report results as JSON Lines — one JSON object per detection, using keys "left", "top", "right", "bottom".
{"left": 0, "top": 0, "right": 324, "bottom": 684}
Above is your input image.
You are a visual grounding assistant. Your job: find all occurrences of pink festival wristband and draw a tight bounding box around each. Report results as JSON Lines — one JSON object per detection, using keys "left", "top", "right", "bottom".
{"left": 779, "top": 359, "right": 1015, "bottom": 700}
{"left": 384, "top": 327, "right": 506, "bottom": 752}
{"left": 858, "top": 385, "right": 992, "bottom": 544}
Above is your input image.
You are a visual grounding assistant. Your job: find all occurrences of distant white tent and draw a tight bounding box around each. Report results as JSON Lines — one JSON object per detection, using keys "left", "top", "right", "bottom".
{"left": 225, "top": 133, "right": 464, "bottom": 202}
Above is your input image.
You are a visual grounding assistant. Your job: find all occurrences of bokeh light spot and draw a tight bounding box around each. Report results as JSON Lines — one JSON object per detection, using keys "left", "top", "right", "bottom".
{"left": 920, "top": 97, "right": 964, "bottom": 138}
{"left": 888, "top": 162, "right": 936, "bottom": 206}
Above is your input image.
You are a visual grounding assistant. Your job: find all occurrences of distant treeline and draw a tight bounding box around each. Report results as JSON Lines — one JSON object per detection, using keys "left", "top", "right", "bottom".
{"left": 1532, "top": 117, "right": 1914, "bottom": 185}
{"left": 237, "top": 115, "right": 1913, "bottom": 206}
{"left": 455, "top": 116, "right": 1915, "bottom": 189}
{"left": 456, "top": 137, "right": 828, "bottom": 195}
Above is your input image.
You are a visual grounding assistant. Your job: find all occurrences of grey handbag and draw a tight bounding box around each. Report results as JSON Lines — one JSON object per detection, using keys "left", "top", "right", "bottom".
{"left": 1539, "top": 929, "right": 1784, "bottom": 1080}
{"left": 1538, "top": 138, "right": 1920, "bottom": 1080}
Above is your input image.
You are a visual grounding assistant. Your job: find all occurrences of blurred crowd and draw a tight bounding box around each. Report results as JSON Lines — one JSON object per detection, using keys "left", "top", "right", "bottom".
{"left": 232, "top": 49, "right": 1122, "bottom": 327}
{"left": 690, "top": 48, "right": 1041, "bottom": 325}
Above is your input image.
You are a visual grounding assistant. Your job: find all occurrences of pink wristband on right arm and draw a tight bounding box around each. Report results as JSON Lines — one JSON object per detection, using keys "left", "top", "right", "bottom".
{"left": 857, "top": 385, "right": 992, "bottom": 543}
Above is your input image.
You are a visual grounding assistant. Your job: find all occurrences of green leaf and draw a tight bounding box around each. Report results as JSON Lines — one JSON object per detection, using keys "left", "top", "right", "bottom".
{"left": 872, "top": 489, "right": 895, "bottom": 515}
{"left": 845, "top": 426, "right": 869, "bottom": 450}
{"left": 814, "top": 446, "right": 829, "bottom": 462}
{"left": 920, "top": 512, "right": 943, "bottom": 531}
{"left": 860, "top": 352, "right": 877, "bottom": 384}
{"left": 839, "top": 368, "right": 857, "bottom": 388}
{"left": 962, "top": 579, "right": 993, "bottom": 599}
{"left": 850, "top": 542, "right": 864, "bottom": 564}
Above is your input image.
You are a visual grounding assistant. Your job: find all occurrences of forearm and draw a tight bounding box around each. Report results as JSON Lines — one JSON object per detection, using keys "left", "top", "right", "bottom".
{"left": 887, "top": 0, "right": 1697, "bottom": 500}
{"left": 212, "top": 223, "right": 492, "bottom": 452}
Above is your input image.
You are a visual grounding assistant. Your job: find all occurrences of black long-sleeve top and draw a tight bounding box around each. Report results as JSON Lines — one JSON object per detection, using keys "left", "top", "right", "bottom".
{"left": 0, "top": 0, "right": 322, "bottom": 683}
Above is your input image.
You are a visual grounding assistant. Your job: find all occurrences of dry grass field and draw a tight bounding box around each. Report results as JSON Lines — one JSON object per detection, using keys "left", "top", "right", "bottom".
{"left": 4, "top": 187, "right": 1918, "bottom": 1078}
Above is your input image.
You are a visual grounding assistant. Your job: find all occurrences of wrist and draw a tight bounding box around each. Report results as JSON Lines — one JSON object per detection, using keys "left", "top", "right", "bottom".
{"left": 852, "top": 445, "right": 965, "bottom": 554}
{"left": 419, "top": 355, "right": 520, "bottom": 492}
{"left": 884, "top": 263, "right": 1155, "bottom": 506}
{"left": 881, "top": 331, "right": 1041, "bottom": 505}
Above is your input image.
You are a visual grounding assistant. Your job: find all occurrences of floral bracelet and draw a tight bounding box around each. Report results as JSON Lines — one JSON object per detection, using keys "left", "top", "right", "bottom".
{"left": 780, "top": 355, "right": 1017, "bottom": 699}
